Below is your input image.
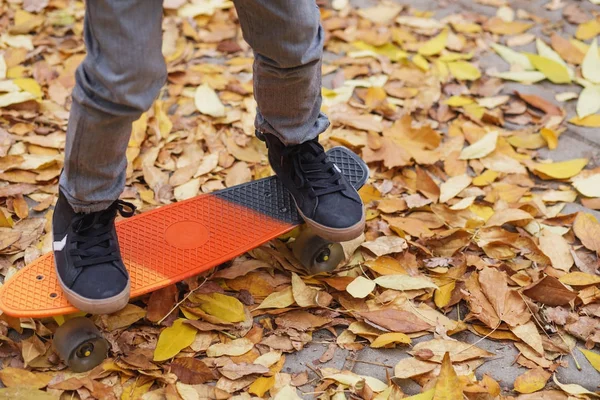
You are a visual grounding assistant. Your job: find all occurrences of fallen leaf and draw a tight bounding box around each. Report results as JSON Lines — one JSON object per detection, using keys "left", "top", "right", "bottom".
{"left": 573, "top": 213, "right": 600, "bottom": 254}
{"left": 577, "top": 86, "right": 600, "bottom": 118}
{"left": 459, "top": 131, "right": 498, "bottom": 160}
{"left": 0, "top": 368, "right": 51, "bottom": 389}
{"left": 374, "top": 274, "right": 438, "bottom": 290}
{"left": 447, "top": 61, "right": 481, "bottom": 81}
{"left": 254, "top": 287, "right": 295, "bottom": 310}
{"left": 370, "top": 332, "right": 411, "bottom": 348}
{"left": 358, "top": 309, "right": 432, "bottom": 333}
{"left": 192, "top": 293, "right": 246, "bottom": 323}
{"left": 346, "top": 276, "right": 376, "bottom": 299}
{"left": 582, "top": 39, "right": 600, "bottom": 84}
{"left": 394, "top": 358, "right": 438, "bottom": 378}
{"left": 219, "top": 362, "right": 269, "bottom": 380}
{"left": 154, "top": 319, "right": 198, "bottom": 362}
{"left": 523, "top": 276, "right": 577, "bottom": 306}
{"left": 410, "top": 339, "right": 494, "bottom": 363}
{"left": 171, "top": 358, "right": 216, "bottom": 384}
{"left": 578, "top": 348, "right": 600, "bottom": 373}
{"left": 552, "top": 375, "right": 600, "bottom": 398}
{"left": 485, "top": 208, "right": 533, "bottom": 227}
{"left": 291, "top": 273, "right": 319, "bottom": 307}
{"left": 195, "top": 84, "right": 225, "bottom": 117}
{"left": 514, "top": 368, "right": 551, "bottom": 394}
{"left": 439, "top": 174, "right": 472, "bottom": 203}
{"left": 559, "top": 272, "right": 600, "bottom": 286}
{"left": 538, "top": 230, "right": 573, "bottom": 271}
{"left": 511, "top": 321, "right": 544, "bottom": 356}
{"left": 479, "top": 268, "right": 530, "bottom": 326}
{"left": 433, "top": 352, "right": 462, "bottom": 400}
{"left": 490, "top": 43, "right": 533, "bottom": 70}
{"left": 572, "top": 173, "right": 600, "bottom": 197}
{"left": 526, "top": 54, "right": 571, "bottom": 84}
{"left": 206, "top": 338, "right": 254, "bottom": 357}
{"left": 362, "top": 235, "right": 408, "bottom": 256}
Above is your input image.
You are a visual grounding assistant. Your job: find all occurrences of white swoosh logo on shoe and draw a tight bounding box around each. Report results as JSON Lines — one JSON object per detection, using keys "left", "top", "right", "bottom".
{"left": 53, "top": 235, "right": 67, "bottom": 251}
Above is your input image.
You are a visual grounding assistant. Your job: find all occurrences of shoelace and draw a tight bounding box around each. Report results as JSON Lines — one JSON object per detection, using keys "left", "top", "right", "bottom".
{"left": 69, "top": 200, "right": 135, "bottom": 268}
{"left": 282, "top": 140, "right": 346, "bottom": 198}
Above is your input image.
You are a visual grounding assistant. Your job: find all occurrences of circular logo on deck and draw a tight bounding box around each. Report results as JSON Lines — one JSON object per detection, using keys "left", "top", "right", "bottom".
{"left": 164, "top": 221, "right": 210, "bottom": 249}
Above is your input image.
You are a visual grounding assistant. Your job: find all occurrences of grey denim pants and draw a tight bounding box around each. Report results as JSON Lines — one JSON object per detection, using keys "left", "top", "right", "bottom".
{"left": 59, "top": 0, "right": 330, "bottom": 213}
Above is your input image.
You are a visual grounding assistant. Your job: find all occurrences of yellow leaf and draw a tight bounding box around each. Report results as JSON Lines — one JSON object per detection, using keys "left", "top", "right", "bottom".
{"left": 559, "top": 272, "right": 600, "bottom": 286}
{"left": 254, "top": 287, "right": 295, "bottom": 310}
{"left": 0, "top": 368, "right": 52, "bottom": 389}
{"left": 508, "top": 134, "right": 547, "bottom": 149}
{"left": 121, "top": 379, "right": 154, "bottom": 400}
{"left": 433, "top": 352, "right": 462, "bottom": 400}
{"left": 579, "top": 348, "right": 600, "bottom": 373}
{"left": 447, "top": 61, "right": 481, "bottom": 81}
{"left": 371, "top": 332, "right": 411, "bottom": 348}
{"left": 452, "top": 22, "right": 482, "bottom": 33}
{"left": 291, "top": 273, "right": 319, "bottom": 307}
{"left": 533, "top": 158, "right": 588, "bottom": 179}
{"left": 540, "top": 128, "right": 558, "bottom": 150}
{"left": 364, "top": 256, "right": 407, "bottom": 275}
{"left": 490, "top": 43, "right": 533, "bottom": 70}
{"left": 13, "top": 78, "right": 42, "bottom": 98}
{"left": 569, "top": 115, "right": 600, "bottom": 127}
{"left": 491, "top": 70, "right": 546, "bottom": 83}
{"left": 460, "top": 131, "right": 498, "bottom": 160}
{"left": 153, "top": 319, "right": 197, "bottom": 362}
{"left": 248, "top": 376, "right": 275, "bottom": 397}
{"left": 473, "top": 170, "right": 499, "bottom": 186}
{"left": 418, "top": 29, "right": 448, "bottom": 56}
{"left": 359, "top": 184, "right": 382, "bottom": 203}
{"left": 413, "top": 54, "right": 430, "bottom": 71}
{"left": 0, "top": 388, "right": 57, "bottom": 400}
{"left": 582, "top": 39, "right": 600, "bottom": 84}
{"left": 403, "top": 389, "right": 435, "bottom": 400}
{"left": 206, "top": 338, "right": 254, "bottom": 357}
{"left": 352, "top": 41, "right": 408, "bottom": 62}
{"left": 346, "top": 276, "right": 376, "bottom": 299}
{"left": 577, "top": 86, "right": 600, "bottom": 118}
{"left": 469, "top": 204, "right": 495, "bottom": 222}
{"left": 192, "top": 292, "right": 245, "bottom": 323}
{"left": 153, "top": 101, "right": 172, "bottom": 139}
{"left": 572, "top": 173, "right": 600, "bottom": 197}
{"left": 576, "top": 19, "right": 600, "bottom": 41}
{"left": 527, "top": 54, "right": 571, "bottom": 84}
{"left": 445, "top": 96, "right": 474, "bottom": 107}
{"left": 194, "top": 84, "right": 225, "bottom": 117}
{"left": 514, "top": 368, "right": 550, "bottom": 394}
{"left": 552, "top": 375, "right": 600, "bottom": 398}
{"left": 434, "top": 281, "right": 455, "bottom": 308}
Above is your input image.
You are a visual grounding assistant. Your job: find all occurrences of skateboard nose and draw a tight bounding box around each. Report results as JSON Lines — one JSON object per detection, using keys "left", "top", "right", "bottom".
{"left": 164, "top": 221, "right": 210, "bottom": 249}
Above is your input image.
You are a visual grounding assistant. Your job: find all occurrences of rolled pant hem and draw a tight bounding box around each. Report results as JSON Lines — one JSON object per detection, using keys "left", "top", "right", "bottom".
{"left": 60, "top": 185, "right": 117, "bottom": 214}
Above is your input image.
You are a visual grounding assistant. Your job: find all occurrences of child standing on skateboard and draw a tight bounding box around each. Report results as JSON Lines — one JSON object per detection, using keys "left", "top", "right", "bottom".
{"left": 52, "top": 1, "right": 365, "bottom": 314}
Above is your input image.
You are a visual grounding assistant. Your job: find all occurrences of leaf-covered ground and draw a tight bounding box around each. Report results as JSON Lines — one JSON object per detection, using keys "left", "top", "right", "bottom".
{"left": 0, "top": 0, "right": 600, "bottom": 399}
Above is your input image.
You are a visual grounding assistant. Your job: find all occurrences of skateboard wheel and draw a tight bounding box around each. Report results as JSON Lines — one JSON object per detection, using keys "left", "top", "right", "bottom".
{"left": 292, "top": 231, "right": 344, "bottom": 273}
{"left": 53, "top": 317, "right": 109, "bottom": 373}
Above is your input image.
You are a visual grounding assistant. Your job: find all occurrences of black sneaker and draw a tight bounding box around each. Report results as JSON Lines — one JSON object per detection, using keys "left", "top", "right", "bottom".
{"left": 52, "top": 190, "right": 134, "bottom": 314}
{"left": 259, "top": 132, "right": 365, "bottom": 242}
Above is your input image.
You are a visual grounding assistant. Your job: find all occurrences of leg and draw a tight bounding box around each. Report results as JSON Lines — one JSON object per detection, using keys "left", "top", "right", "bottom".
{"left": 232, "top": 1, "right": 365, "bottom": 244}
{"left": 53, "top": 0, "right": 165, "bottom": 314}
{"left": 232, "top": 0, "right": 329, "bottom": 145}
{"left": 59, "top": 0, "right": 166, "bottom": 213}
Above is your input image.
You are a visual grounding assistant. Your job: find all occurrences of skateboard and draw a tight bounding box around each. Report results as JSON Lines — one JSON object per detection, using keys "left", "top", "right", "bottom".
{"left": 0, "top": 147, "right": 368, "bottom": 371}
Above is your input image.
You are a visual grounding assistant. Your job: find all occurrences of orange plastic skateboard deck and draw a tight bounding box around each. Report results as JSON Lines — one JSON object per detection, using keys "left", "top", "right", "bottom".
{"left": 0, "top": 147, "right": 368, "bottom": 318}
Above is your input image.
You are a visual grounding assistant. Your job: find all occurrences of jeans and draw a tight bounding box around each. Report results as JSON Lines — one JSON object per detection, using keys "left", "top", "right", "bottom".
{"left": 59, "top": 0, "right": 330, "bottom": 213}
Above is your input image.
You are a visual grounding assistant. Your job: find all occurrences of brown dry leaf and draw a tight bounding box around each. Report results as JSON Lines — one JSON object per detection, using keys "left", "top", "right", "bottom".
{"left": 522, "top": 276, "right": 577, "bottom": 306}
{"left": 146, "top": 284, "right": 179, "bottom": 323}
{"left": 362, "top": 137, "right": 413, "bottom": 168}
{"left": 361, "top": 235, "right": 408, "bottom": 256}
{"left": 511, "top": 321, "right": 544, "bottom": 356}
{"left": 485, "top": 208, "right": 533, "bottom": 227}
{"left": 170, "top": 358, "right": 216, "bottom": 384}
{"left": 219, "top": 362, "right": 269, "bottom": 380}
{"left": 479, "top": 268, "right": 530, "bottom": 327}
{"left": 394, "top": 357, "right": 438, "bottom": 379}
{"left": 538, "top": 230, "right": 573, "bottom": 272}
{"left": 416, "top": 166, "right": 440, "bottom": 202}
{"left": 358, "top": 309, "right": 432, "bottom": 333}
{"left": 573, "top": 213, "right": 600, "bottom": 254}
{"left": 409, "top": 339, "right": 494, "bottom": 363}
{"left": 0, "top": 368, "right": 52, "bottom": 389}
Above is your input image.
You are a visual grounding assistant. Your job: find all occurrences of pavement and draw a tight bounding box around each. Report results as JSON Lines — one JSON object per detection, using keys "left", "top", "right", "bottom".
{"left": 288, "top": 0, "right": 600, "bottom": 396}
